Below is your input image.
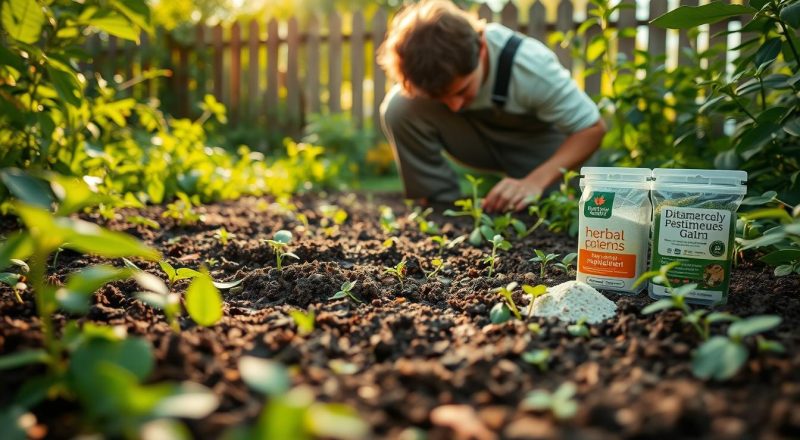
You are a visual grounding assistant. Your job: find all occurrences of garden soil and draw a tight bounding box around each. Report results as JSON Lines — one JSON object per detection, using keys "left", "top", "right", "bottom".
{"left": 1, "top": 194, "right": 799, "bottom": 439}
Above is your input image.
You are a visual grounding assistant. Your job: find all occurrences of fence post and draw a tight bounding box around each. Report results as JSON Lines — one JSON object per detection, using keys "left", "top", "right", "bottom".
{"left": 307, "top": 15, "right": 321, "bottom": 115}
{"left": 287, "top": 17, "right": 301, "bottom": 131}
{"left": 195, "top": 24, "right": 207, "bottom": 113}
{"left": 617, "top": 0, "right": 636, "bottom": 65}
{"left": 230, "top": 22, "right": 242, "bottom": 126}
{"left": 477, "top": 4, "right": 493, "bottom": 23}
{"left": 329, "top": 12, "right": 343, "bottom": 113}
{"left": 372, "top": 9, "right": 388, "bottom": 132}
{"left": 212, "top": 24, "right": 224, "bottom": 104}
{"left": 648, "top": 1, "right": 668, "bottom": 63}
{"left": 556, "top": 0, "right": 574, "bottom": 73}
{"left": 501, "top": 2, "right": 517, "bottom": 31}
{"left": 266, "top": 18, "right": 279, "bottom": 127}
{"left": 527, "top": 1, "right": 546, "bottom": 42}
{"left": 248, "top": 20, "right": 260, "bottom": 124}
{"left": 352, "top": 11, "right": 365, "bottom": 128}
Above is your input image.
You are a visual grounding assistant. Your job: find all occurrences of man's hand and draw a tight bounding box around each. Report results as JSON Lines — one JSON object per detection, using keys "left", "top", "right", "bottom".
{"left": 482, "top": 177, "right": 543, "bottom": 213}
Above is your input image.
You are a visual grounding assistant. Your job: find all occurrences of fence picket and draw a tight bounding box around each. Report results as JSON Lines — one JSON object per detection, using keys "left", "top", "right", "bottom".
{"left": 212, "top": 24, "right": 224, "bottom": 103}
{"left": 352, "top": 12, "right": 365, "bottom": 128}
{"left": 501, "top": 3, "right": 517, "bottom": 30}
{"left": 617, "top": 0, "right": 636, "bottom": 64}
{"left": 478, "top": 4, "right": 493, "bottom": 23}
{"left": 287, "top": 17, "right": 300, "bottom": 127}
{"left": 527, "top": 1, "right": 546, "bottom": 42}
{"left": 372, "top": 9, "right": 388, "bottom": 131}
{"left": 230, "top": 22, "right": 242, "bottom": 125}
{"left": 329, "top": 12, "right": 343, "bottom": 113}
{"left": 556, "top": 0, "right": 573, "bottom": 71}
{"left": 248, "top": 20, "right": 260, "bottom": 120}
{"left": 307, "top": 15, "right": 321, "bottom": 114}
{"left": 195, "top": 24, "right": 207, "bottom": 110}
{"left": 648, "top": 1, "right": 668, "bottom": 61}
{"left": 266, "top": 18, "right": 279, "bottom": 125}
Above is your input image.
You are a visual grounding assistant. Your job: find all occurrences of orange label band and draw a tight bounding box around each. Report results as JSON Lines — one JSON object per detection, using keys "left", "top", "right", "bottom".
{"left": 579, "top": 249, "right": 636, "bottom": 278}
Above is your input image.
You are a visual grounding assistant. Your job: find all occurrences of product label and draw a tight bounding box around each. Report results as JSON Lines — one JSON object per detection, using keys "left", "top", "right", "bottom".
{"left": 651, "top": 206, "right": 735, "bottom": 304}
{"left": 578, "top": 187, "right": 650, "bottom": 294}
{"left": 583, "top": 192, "right": 615, "bottom": 219}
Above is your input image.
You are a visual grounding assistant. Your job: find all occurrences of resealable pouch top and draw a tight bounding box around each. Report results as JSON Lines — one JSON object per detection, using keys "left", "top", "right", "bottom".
{"left": 649, "top": 168, "right": 747, "bottom": 306}
{"left": 578, "top": 167, "right": 652, "bottom": 294}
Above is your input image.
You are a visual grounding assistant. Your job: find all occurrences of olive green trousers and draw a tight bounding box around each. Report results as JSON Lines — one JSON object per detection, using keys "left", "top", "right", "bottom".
{"left": 379, "top": 85, "right": 566, "bottom": 202}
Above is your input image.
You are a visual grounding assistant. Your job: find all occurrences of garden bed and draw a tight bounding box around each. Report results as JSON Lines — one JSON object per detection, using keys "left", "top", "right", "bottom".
{"left": 1, "top": 194, "right": 799, "bottom": 439}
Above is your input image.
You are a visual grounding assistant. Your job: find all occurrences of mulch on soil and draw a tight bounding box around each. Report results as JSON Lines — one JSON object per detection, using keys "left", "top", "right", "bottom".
{"left": 1, "top": 194, "right": 799, "bottom": 439}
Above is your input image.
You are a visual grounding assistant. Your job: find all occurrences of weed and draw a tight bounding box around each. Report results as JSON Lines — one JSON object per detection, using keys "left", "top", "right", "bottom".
{"left": 408, "top": 206, "right": 441, "bottom": 235}
{"left": 289, "top": 309, "right": 315, "bottom": 336}
{"left": 530, "top": 249, "right": 559, "bottom": 279}
{"left": 522, "top": 382, "right": 578, "bottom": 420}
{"left": 330, "top": 281, "right": 362, "bottom": 304}
{"left": 522, "top": 349, "right": 551, "bottom": 372}
{"left": 162, "top": 192, "right": 204, "bottom": 226}
{"left": 263, "top": 230, "right": 299, "bottom": 272}
{"left": 484, "top": 234, "right": 512, "bottom": 277}
{"left": 492, "top": 282, "right": 523, "bottom": 322}
{"left": 444, "top": 174, "right": 487, "bottom": 245}
{"left": 425, "top": 258, "right": 444, "bottom": 279}
{"left": 553, "top": 253, "right": 578, "bottom": 274}
{"left": 379, "top": 205, "right": 399, "bottom": 234}
{"left": 430, "top": 234, "right": 467, "bottom": 256}
{"left": 215, "top": 227, "right": 234, "bottom": 246}
{"left": 384, "top": 260, "right": 407, "bottom": 288}
{"left": 567, "top": 318, "right": 590, "bottom": 338}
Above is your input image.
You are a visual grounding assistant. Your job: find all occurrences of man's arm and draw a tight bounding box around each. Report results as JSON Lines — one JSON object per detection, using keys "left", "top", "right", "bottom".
{"left": 482, "top": 119, "right": 606, "bottom": 213}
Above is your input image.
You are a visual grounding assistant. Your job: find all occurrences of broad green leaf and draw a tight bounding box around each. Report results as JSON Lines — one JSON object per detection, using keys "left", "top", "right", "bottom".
{"left": 0, "top": 169, "right": 53, "bottom": 209}
{"left": 1, "top": 0, "right": 45, "bottom": 44}
{"left": 468, "top": 228, "right": 483, "bottom": 246}
{"left": 754, "top": 38, "right": 782, "bottom": 70}
{"left": 490, "top": 302, "right": 511, "bottom": 324}
{"left": 159, "top": 261, "right": 176, "bottom": 281}
{"left": 134, "top": 271, "right": 169, "bottom": 295}
{"left": 89, "top": 13, "right": 140, "bottom": 42}
{"left": 0, "top": 232, "right": 34, "bottom": 271}
{"left": 522, "top": 284, "right": 547, "bottom": 297}
{"left": 46, "top": 66, "right": 82, "bottom": 107}
{"left": 65, "top": 265, "right": 128, "bottom": 296}
{"left": 175, "top": 267, "right": 203, "bottom": 281}
{"left": 109, "top": 0, "right": 152, "bottom": 33}
{"left": 0, "top": 349, "right": 49, "bottom": 370}
{"left": 213, "top": 278, "right": 243, "bottom": 289}
{"left": 784, "top": 117, "right": 800, "bottom": 137}
{"left": 71, "top": 336, "right": 154, "bottom": 381}
{"left": 642, "top": 298, "right": 675, "bottom": 314}
{"left": 728, "top": 315, "right": 781, "bottom": 338}
{"left": 775, "top": 265, "right": 794, "bottom": 277}
{"left": 330, "top": 291, "right": 347, "bottom": 299}
{"left": 238, "top": 356, "right": 291, "bottom": 396}
{"left": 49, "top": 174, "right": 100, "bottom": 216}
{"left": 692, "top": 336, "right": 748, "bottom": 381}
{"left": 651, "top": 2, "right": 755, "bottom": 29}
{"left": 152, "top": 382, "right": 219, "bottom": 419}
{"left": 307, "top": 403, "right": 369, "bottom": 439}
{"left": 0, "top": 272, "right": 22, "bottom": 286}
{"left": 185, "top": 273, "right": 223, "bottom": 326}
{"left": 255, "top": 390, "right": 311, "bottom": 440}
{"left": 780, "top": 1, "right": 800, "bottom": 28}
{"left": 62, "top": 218, "right": 160, "bottom": 260}
{"left": 274, "top": 230, "right": 293, "bottom": 244}
{"left": 736, "top": 122, "right": 779, "bottom": 161}
{"left": 760, "top": 249, "right": 800, "bottom": 265}
{"left": 741, "top": 190, "right": 777, "bottom": 206}
{"left": 740, "top": 232, "right": 788, "bottom": 250}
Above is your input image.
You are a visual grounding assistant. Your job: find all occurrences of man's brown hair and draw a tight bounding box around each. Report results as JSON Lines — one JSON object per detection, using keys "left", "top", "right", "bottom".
{"left": 377, "top": 0, "right": 484, "bottom": 98}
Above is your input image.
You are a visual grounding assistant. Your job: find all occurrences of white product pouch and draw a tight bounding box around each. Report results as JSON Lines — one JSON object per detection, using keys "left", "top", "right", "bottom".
{"left": 578, "top": 167, "right": 652, "bottom": 294}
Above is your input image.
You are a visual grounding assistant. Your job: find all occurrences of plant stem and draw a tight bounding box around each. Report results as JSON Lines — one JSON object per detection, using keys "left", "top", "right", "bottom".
{"left": 31, "top": 250, "right": 58, "bottom": 372}
{"left": 759, "top": 76, "right": 767, "bottom": 111}
{"left": 775, "top": 15, "right": 800, "bottom": 73}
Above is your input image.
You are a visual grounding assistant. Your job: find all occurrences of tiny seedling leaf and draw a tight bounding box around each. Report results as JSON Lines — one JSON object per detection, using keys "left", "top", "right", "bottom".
{"left": 213, "top": 278, "right": 244, "bottom": 289}
{"left": 727, "top": 315, "right": 781, "bottom": 339}
{"left": 184, "top": 272, "right": 223, "bottom": 327}
{"left": 692, "top": 336, "right": 748, "bottom": 381}
{"left": 642, "top": 299, "right": 675, "bottom": 314}
{"left": 239, "top": 356, "right": 291, "bottom": 396}
{"left": 490, "top": 302, "right": 512, "bottom": 324}
{"left": 0, "top": 349, "right": 49, "bottom": 370}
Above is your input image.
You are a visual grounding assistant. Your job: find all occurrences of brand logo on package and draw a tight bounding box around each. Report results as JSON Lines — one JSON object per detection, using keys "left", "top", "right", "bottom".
{"left": 584, "top": 192, "right": 615, "bottom": 218}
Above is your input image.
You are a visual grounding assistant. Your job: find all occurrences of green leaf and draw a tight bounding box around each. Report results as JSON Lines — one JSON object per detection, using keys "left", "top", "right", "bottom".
{"left": 490, "top": 302, "right": 511, "bottom": 324}
{"left": 0, "top": 349, "right": 49, "bottom": 370}
{"left": 1, "top": 0, "right": 45, "bottom": 44}
{"left": 741, "top": 190, "right": 778, "bottom": 206}
{"left": 651, "top": 2, "right": 755, "bottom": 29}
{"left": 642, "top": 298, "right": 676, "bottom": 314}
{"left": 238, "top": 356, "right": 291, "bottom": 396}
{"left": 158, "top": 260, "right": 176, "bottom": 281}
{"left": 110, "top": 0, "right": 152, "bottom": 33}
{"left": 273, "top": 230, "right": 293, "bottom": 244}
{"left": 749, "top": 0, "right": 769, "bottom": 11}
{"left": 185, "top": 272, "right": 223, "bottom": 327}
{"left": 737, "top": 122, "right": 779, "bottom": 161}
{"left": 57, "top": 265, "right": 128, "bottom": 313}
{"left": 330, "top": 291, "right": 347, "bottom": 299}
{"left": 70, "top": 336, "right": 154, "bottom": 402}
{"left": 775, "top": 264, "right": 794, "bottom": 277}
{"left": 784, "top": 117, "right": 800, "bottom": 137}
{"left": 88, "top": 13, "right": 140, "bottom": 42}
{"left": 692, "top": 336, "right": 748, "bottom": 381}
{"left": 728, "top": 315, "right": 781, "bottom": 338}
{"left": 522, "top": 390, "right": 553, "bottom": 410}
{"left": 152, "top": 382, "right": 219, "bottom": 419}
{"left": 468, "top": 228, "right": 483, "bottom": 246}
{"left": 306, "top": 403, "right": 369, "bottom": 439}
{"left": 754, "top": 38, "right": 782, "bottom": 70}
{"left": 46, "top": 66, "right": 83, "bottom": 107}
{"left": 213, "top": 278, "right": 243, "bottom": 289}
{"left": 705, "top": 312, "right": 739, "bottom": 324}
{"left": 760, "top": 249, "right": 800, "bottom": 265}
{"left": 175, "top": 267, "right": 203, "bottom": 281}
{"left": 0, "top": 232, "right": 34, "bottom": 271}
{"left": 780, "top": 1, "right": 800, "bottom": 28}
{"left": 60, "top": 218, "right": 160, "bottom": 260}
{"left": 0, "top": 272, "right": 22, "bottom": 287}
{"left": 0, "top": 169, "right": 53, "bottom": 209}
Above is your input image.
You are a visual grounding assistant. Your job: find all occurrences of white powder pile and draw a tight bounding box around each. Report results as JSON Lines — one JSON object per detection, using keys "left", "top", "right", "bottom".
{"left": 532, "top": 280, "right": 617, "bottom": 324}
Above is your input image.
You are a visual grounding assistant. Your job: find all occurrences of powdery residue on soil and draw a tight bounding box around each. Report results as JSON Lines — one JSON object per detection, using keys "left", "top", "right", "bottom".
{"left": 1, "top": 194, "right": 799, "bottom": 439}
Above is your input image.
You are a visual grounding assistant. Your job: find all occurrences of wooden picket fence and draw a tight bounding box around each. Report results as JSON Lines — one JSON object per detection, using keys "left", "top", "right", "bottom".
{"left": 87, "top": 0, "right": 739, "bottom": 137}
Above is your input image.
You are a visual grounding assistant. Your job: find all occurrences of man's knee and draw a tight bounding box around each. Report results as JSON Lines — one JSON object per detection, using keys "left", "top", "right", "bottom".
{"left": 379, "top": 88, "right": 416, "bottom": 134}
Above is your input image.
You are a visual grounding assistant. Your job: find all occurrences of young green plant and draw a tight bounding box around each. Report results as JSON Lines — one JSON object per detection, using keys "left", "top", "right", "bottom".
{"left": 522, "top": 382, "right": 579, "bottom": 420}
{"left": 529, "top": 249, "right": 559, "bottom": 279}
{"left": 330, "top": 281, "right": 362, "bottom": 304}
{"left": 444, "top": 174, "right": 486, "bottom": 245}
{"left": 384, "top": 260, "right": 407, "bottom": 288}
{"left": 264, "top": 230, "right": 299, "bottom": 272}
{"left": 491, "top": 282, "right": 523, "bottom": 323}
{"left": 484, "top": 234, "right": 511, "bottom": 278}
{"left": 429, "top": 234, "right": 467, "bottom": 256}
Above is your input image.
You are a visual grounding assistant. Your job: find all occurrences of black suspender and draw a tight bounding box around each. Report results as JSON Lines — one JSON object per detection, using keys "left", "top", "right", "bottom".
{"left": 491, "top": 33, "right": 524, "bottom": 108}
